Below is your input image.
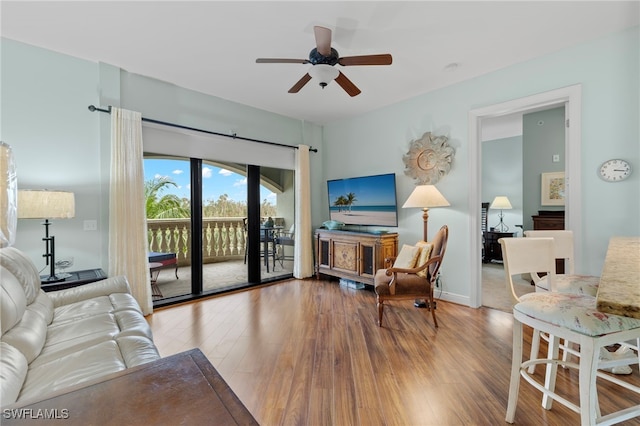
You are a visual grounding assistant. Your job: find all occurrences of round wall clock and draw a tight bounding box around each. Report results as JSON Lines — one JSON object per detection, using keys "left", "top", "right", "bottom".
{"left": 598, "top": 159, "right": 632, "bottom": 182}
{"left": 403, "top": 132, "right": 455, "bottom": 185}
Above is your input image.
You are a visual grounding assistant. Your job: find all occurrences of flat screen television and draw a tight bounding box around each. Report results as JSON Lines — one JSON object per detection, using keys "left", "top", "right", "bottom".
{"left": 327, "top": 173, "right": 398, "bottom": 227}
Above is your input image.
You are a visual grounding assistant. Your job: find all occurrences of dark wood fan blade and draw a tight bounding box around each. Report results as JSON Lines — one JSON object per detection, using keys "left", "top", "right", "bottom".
{"left": 256, "top": 58, "right": 309, "bottom": 64}
{"left": 314, "top": 26, "right": 332, "bottom": 56}
{"left": 288, "top": 73, "right": 312, "bottom": 93}
{"left": 335, "top": 72, "right": 361, "bottom": 97}
{"left": 338, "top": 54, "right": 393, "bottom": 66}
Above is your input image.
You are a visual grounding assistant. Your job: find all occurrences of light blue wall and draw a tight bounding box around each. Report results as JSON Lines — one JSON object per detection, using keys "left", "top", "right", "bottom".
{"left": 1, "top": 39, "right": 104, "bottom": 271}
{"left": 482, "top": 136, "right": 523, "bottom": 235}
{"left": 118, "top": 72, "right": 306, "bottom": 146}
{"left": 323, "top": 26, "right": 639, "bottom": 302}
{"left": 522, "top": 107, "right": 565, "bottom": 230}
{"left": 2, "top": 25, "right": 638, "bottom": 304}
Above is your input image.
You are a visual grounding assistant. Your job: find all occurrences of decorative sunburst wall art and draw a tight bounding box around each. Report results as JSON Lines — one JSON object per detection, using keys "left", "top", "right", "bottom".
{"left": 403, "top": 132, "right": 455, "bottom": 185}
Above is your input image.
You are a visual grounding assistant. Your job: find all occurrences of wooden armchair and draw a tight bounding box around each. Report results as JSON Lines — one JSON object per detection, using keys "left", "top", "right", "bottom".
{"left": 374, "top": 225, "right": 449, "bottom": 327}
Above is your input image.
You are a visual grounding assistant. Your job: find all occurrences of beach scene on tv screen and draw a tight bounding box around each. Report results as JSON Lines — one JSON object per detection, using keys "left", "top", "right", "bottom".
{"left": 328, "top": 174, "right": 398, "bottom": 227}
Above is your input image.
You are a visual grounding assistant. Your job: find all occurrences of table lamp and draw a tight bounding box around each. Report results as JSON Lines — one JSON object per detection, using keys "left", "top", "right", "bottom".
{"left": 402, "top": 185, "right": 450, "bottom": 241}
{"left": 490, "top": 196, "right": 512, "bottom": 232}
{"left": 18, "top": 189, "right": 75, "bottom": 283}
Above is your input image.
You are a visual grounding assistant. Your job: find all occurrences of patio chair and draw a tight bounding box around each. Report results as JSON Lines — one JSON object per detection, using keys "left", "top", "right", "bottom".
{"left": 275, "top": 224, "right": 295, "bottom": 267}
{"left": 243, "top": 218, "right": 277, "bottom": 272}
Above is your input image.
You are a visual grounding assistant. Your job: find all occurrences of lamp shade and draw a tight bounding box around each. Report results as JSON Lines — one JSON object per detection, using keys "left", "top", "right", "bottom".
{"left": 18, "top": 190, "right": 75, "bottom": 219}
{"left": 490, "top": 196, "right": 512, "bottom": 210}
{"left": 402, "top": 185, "right": 450, "bottom": 209}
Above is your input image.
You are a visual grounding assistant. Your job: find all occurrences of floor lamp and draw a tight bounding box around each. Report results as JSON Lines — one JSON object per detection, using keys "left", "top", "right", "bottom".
{"left": 17, "top": 190, "right": 75, "bottom": 283}
{"left": 402, "top": 185, "right": 450, "bottom": 308}
{"left": 402, "top": 185, "right": 450, "bottom": 242}
{"left": 490, "top": 196, "right": 512, "bottom": 232}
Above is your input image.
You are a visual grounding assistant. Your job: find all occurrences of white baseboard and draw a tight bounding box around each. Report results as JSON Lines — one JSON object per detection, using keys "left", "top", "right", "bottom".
{"left": 434, "top": 291, "right": 471, "bottom": 307}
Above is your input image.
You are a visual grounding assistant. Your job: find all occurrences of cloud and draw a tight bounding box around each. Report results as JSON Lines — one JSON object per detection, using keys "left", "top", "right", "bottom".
{"left": 219, "top": 169, "right": 233, "bottom": 176}
{"left": 154, "top": 173, "right": 168, "bottom": 180}
{"left": 202, "top": 167, "right": 213, "bottom": 178}
{"left": 233, "top": 177, "right": 247, "bottom": 187}
{"left": 172, "top": 169, "right": 184, "bottom": 175}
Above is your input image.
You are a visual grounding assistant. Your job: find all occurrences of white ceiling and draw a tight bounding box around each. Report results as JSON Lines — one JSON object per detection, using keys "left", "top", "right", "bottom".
{"left": 2, "top": 1, "right": 638, "bottom": 125}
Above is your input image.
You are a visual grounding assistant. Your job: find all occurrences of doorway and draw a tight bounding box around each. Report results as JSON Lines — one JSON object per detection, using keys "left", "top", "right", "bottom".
{"left": 468, "top": 84, "right": 583, "bottom": 308}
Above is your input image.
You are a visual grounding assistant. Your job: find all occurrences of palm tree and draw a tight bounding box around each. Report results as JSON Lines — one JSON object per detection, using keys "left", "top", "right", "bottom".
{"left": 145, "top": 177, "right": 190, "bottom": 219}
{"left": 345, "top": 192, "right": 357, "bottom": 212}
{"left": 333, "top": 195, "right": 348, "bottom": 212}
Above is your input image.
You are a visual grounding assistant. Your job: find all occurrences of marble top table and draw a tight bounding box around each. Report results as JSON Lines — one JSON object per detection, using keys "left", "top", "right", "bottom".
{"left": 596, "top": 236, "right": 640, "bottom": 319}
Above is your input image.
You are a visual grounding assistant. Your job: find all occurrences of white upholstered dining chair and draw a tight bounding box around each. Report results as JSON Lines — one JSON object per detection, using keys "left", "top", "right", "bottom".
{"left": 500, "top": 236, "right": 640, "bottom": 424}
{"left": 524, "top": 230, "right": 599, "bottom": 294}
{"left": 524, "top": 230, "right": 639, "bottom": 372}
{"left": 500, "top": 237, "right": 556, "bottom": 372}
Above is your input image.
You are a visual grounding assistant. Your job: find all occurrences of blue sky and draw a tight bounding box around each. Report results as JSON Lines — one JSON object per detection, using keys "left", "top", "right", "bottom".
{"left": 144, "top": 159, "right": 276, "bottom": 204}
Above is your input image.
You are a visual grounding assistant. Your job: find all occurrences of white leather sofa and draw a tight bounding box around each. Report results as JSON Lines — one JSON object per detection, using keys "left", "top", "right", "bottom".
{"left": 0, "top": 246, "right": 161, "bottom": 406}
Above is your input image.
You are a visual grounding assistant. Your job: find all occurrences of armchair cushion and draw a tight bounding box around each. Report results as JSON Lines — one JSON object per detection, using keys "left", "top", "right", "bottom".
{"left": 415, "top": 241, "right": 433, "bottom": 278}
{"left": 393, "top": 244, "right": 421, "bottom": 269}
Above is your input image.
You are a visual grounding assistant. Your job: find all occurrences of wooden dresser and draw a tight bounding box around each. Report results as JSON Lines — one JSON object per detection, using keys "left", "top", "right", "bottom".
{"left": 532, "top": 210, "right": 565, "bottom": 230}
{"left": 315, "top": 229, "right": 398, "bottom": 286}
{"left": 483, "top": 231, "right": 515, "bottom": 263}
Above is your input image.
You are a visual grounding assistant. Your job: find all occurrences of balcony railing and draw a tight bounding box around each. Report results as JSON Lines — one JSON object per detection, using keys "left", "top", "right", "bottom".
{"left": 147, "top": 217, "right": 284, "bottom": 266}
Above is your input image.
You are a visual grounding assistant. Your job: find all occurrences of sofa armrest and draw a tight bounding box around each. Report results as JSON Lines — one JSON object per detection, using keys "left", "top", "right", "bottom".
{"left": 48, "top": 276, "right": 132, "bottom": 308}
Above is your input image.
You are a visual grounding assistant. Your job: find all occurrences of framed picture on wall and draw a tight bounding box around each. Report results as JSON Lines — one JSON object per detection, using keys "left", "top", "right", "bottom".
{"left": 541, "top": 172, "right": 565, "bottom": 206}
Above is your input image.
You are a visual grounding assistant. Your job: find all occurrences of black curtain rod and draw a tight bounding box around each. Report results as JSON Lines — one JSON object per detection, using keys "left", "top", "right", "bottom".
{"left": 87, "top": 105, "right": 317, "bottom": 153}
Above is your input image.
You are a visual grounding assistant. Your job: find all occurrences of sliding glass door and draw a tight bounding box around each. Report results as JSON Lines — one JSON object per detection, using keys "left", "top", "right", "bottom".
{"left": 144, "top": 156, "right": 294, "bottom": 305}
{"left": 144, "top": 157, "right": 192, "bottom": 301}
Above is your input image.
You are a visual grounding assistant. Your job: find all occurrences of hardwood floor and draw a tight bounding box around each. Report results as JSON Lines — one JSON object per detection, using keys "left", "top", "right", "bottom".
{"left": 147, "top": 278, "right": 640, "bottom": 425}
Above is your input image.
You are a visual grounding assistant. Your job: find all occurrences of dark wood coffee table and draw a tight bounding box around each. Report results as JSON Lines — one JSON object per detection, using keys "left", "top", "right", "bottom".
{"left": 2, "top": 349, "right": 258, "bottom": 425}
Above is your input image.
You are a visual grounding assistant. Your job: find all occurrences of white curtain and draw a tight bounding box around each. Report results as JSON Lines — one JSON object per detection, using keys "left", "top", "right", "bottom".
{"left": 0, "top": 142, "right": 17, "bottom": 248}
{"left": 294, "top": 145, "right": 314, "bottom": 278}
{"left": 109, "top": 108, "right": 152, "bottom": 315}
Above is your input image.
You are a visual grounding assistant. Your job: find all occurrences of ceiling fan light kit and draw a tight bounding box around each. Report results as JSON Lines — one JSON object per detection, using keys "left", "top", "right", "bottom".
{"left": 256, "top": 25, "right": 392, "bottom": 97}
{"left": 309, "top": 64, "right": 339, "bottom": 88}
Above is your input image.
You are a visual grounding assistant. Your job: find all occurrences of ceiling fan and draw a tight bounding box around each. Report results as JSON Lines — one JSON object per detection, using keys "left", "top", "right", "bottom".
{"left": 256, "top": 26, "right": 392, "bottom": 97}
